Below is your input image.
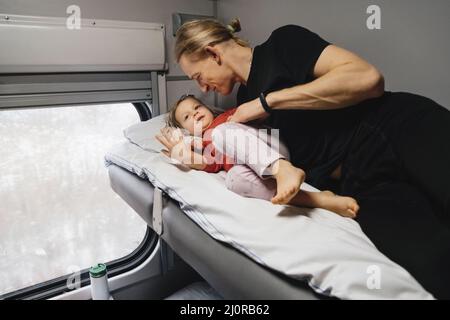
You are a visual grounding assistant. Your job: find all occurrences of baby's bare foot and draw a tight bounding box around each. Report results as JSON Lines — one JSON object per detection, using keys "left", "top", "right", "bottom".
{"left": 271, "top": 160, "right": 305, "bottom": 205}
{"left": 320, "top": 192, "right": 360, "bottom": 218}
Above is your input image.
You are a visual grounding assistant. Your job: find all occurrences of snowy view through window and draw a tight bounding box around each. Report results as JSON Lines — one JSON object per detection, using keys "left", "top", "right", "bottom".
{"left": 0, "top": 103, "right": 147, "bottom": 295}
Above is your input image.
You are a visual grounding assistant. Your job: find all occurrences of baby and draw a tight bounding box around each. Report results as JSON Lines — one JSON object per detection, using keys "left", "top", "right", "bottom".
{"left": 156, "top": 94, "right": 359, "bottom": 218}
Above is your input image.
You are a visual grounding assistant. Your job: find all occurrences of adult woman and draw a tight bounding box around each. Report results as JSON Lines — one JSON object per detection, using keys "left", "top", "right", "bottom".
{"left": 174, "top": 19, "right": 450, "bottom": 298}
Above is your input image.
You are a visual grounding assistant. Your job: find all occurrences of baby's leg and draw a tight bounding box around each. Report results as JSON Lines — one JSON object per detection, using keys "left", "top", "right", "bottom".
{"left": 226, "top": 165, "right": 359, "bottom": 217}
{"left": 225, "top": 165, "right": 276, "bottom": 201}
{"left": 226, "top": 166, "right": 359, "bottom": 217}
{"left": 213, "top": 122, "right": 303, "bottom": 204}
{"left": 290, "top": 190, "right": 360, "bottom": 218}
{"left": 212, "top": 122, "right": 288, "bottom": 176}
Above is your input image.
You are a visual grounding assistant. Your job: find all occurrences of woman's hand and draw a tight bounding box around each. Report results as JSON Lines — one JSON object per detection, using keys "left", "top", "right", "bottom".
{"left": 227, "top": 97, "right": 270, "bottom": 123}
{"left": 155, "top": 127, "right": 192, "bottom": 165}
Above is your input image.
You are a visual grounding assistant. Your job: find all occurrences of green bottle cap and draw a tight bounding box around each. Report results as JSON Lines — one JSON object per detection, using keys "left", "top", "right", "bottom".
{"left": 89, "top": 263, "right": 107, "bottom": 278}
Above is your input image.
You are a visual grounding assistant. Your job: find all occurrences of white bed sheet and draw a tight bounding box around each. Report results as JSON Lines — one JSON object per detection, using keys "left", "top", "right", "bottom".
{"left": 104, "top": 114, "right": 433, "bottom": 300}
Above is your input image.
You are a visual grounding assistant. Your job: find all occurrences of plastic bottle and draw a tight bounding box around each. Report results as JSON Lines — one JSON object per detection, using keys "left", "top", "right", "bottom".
{"left": 89, "top": 263, "right": 113, "bottom": 300}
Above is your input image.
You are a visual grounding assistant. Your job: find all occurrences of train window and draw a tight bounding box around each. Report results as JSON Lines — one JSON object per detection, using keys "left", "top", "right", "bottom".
{"left": 0, "top": 103, "right": 147, "bottom": 295}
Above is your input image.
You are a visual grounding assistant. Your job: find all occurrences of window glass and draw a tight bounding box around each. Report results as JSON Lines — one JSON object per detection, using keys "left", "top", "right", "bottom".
{"left": 0, "top": 103, "right": 147, "bottom": 295}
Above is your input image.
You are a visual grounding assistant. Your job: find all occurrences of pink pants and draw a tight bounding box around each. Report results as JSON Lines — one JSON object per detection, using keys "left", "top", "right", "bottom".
{"left": 211, "top": 122, "right": 290, "bottom": 201}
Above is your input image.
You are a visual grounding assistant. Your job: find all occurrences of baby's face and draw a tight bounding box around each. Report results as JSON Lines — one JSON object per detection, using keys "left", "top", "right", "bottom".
{"left": 175, "top": 98, "right": 214, "bottom": 135}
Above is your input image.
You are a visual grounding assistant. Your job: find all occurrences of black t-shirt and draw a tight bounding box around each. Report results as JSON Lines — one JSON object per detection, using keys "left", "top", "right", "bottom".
{"left": 238, "top": 25, "right": 377, "bottom": 189}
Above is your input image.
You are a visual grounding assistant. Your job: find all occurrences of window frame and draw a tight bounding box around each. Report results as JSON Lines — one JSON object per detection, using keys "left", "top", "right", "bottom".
{"left": 1, "top": 227, "right": 157, "bottom": 300}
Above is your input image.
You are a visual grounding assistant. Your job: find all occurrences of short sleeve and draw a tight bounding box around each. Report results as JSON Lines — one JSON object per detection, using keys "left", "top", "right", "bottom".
{"left": 203, "top": 152, "right": 234, "bottom": 173}
{"left": 203, "top": 162, "right": 223, "bottom": 173}
{"left": 237, "top": 84, "right": 249, "bottom": 105}
{"left": 270, "top": 25, "right": 331, "bottom": 82}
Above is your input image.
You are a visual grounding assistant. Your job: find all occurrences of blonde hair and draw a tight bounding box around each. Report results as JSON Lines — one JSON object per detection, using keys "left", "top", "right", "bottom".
{"left": 175, "top": 18, "right": 249, "bottom": 62}
{"left": 166, "top": 94, "right": 222, "bottom": 129}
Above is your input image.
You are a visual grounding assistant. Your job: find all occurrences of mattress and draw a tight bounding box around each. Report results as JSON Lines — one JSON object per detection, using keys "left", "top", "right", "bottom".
{"left": 104, "top": 114, "right": 433, "bottom": 300}
{"left": 108, "top": 163, "right": 323, "bottom": 299}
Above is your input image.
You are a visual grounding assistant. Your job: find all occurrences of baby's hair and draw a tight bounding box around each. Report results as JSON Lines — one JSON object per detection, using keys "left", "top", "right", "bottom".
{"left": 166, "top": 94, "right": 222, "bottom": 128}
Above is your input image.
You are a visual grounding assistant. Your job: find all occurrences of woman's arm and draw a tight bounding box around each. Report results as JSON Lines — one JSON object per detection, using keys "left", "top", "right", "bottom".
{"left": 228, "top": 45, "right": 385, "bottom": 123}
{"left": 267, "top": 45, "right": 385, "bottom": 110}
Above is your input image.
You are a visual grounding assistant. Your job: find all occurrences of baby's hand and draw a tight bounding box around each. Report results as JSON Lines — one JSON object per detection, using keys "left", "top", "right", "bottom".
{"left": 155, "top": 127, "right": 192, "bottom": 165}
{"left": 228, "top": 99, "right": 270, "bottom": 123}
{"left": 156, "top": 127, "right": 183, "bottom": 147}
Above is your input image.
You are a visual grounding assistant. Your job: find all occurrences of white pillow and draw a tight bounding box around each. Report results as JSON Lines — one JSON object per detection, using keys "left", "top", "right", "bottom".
{"left": 124, "top": 115, "right": 168, "bottom": 153}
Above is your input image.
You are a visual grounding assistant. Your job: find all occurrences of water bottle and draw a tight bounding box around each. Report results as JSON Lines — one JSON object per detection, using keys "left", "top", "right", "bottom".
{"left": 89, "top": 263, "right": 113, "bottom": 300}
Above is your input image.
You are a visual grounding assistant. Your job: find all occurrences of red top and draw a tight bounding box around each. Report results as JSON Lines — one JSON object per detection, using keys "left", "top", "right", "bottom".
{"left": 201, "top": 108, "right": 237, "bottom": 173}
